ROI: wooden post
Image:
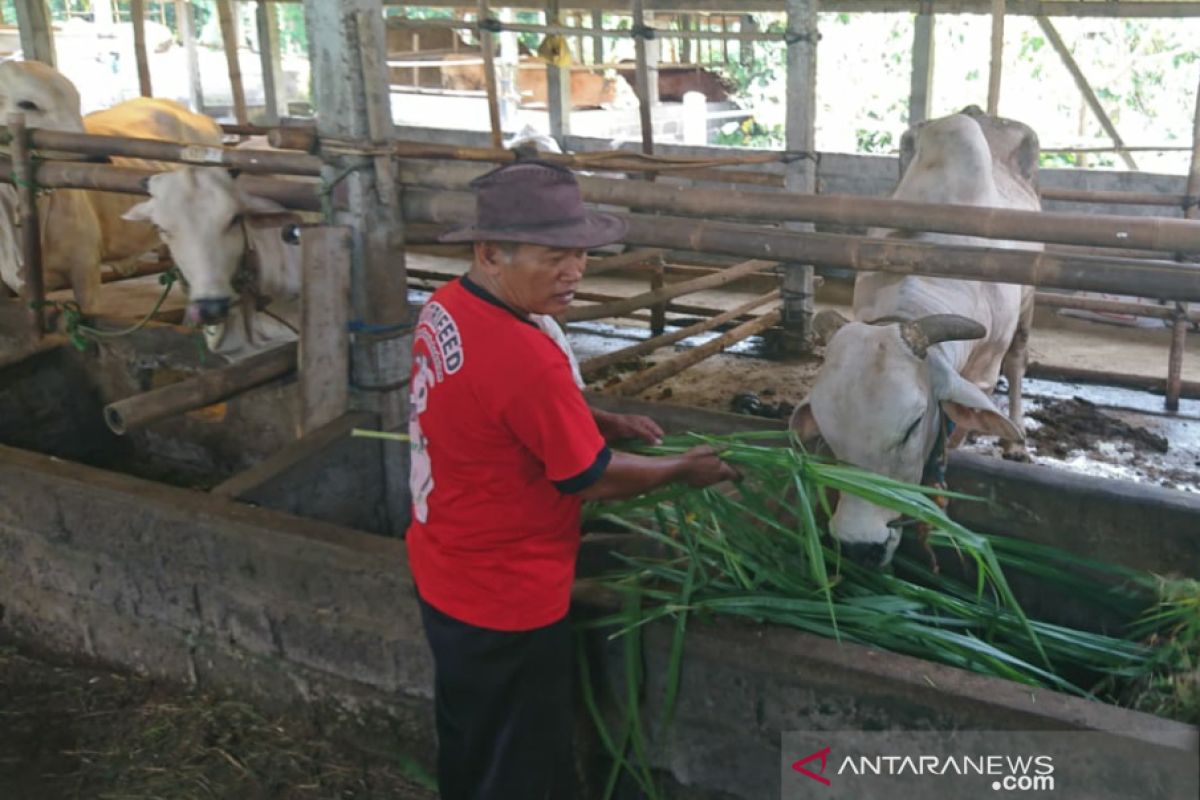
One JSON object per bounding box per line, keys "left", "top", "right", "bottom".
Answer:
{"left": 178, "top": 0, "right": 205, "bottom": 112}
{"left": 910, "top": 3, "right": 935, "bottom": 125}
{"left": 680, "top": 14, "right": 692, "bottom": 63}
{"left": 632, "top": 0, "right": 658, "bottom": 155}
{"left": 547, "top": 0, "right": 571, "bottom": 144}
{"left": 649, "top": 255, "right": 666, "bottom": 336}
{"left": 740, "top": 14, "right": 757, "bottom": 67}
{"left": 987, "top": 0, "right": 1005, "bottom": 115}
{"left": 497, "top": 7, "right": 520, "bottom": 130}
{"left": 8, "top": 113, "right": 44, "bottom": 336}
{"left": 217, "top": 0, "right": 249, "bottom": 126}
{"left": 300, "top": 227, "right": 352, "bottom": 435}
{"left": 591, "top": 9, "right": 604, "bottom": 64}
{"left": 1037, "top": 16, "right": 1138, "bottom": 170}
{"left": 131, "top": 0, "right": 153, "bottom": 97}
{"left": 1167, "top": 67, "right": 1200, "bottom": 411}
{"left": 256, "top": 0, "right": 287, "bottom": 124}
{"left": 13, "top": 0, "right": 55, "bottom": 66}
{"left": 303, "top": 0, "right": 410, "bottom": 534}
{"left": 782, "top": 0, "right": 818, "bottom": 353}
{"left": 478, "top": 0, "right": 503, "bottom": 148}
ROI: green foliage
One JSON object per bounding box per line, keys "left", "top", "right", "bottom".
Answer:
{"left": 713, "top": 116, "right": 784, "bottom": 149}
{"left": 855, "top": 128, "right": 894, "bottom": 154}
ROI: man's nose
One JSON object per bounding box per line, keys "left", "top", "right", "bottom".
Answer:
{"left": 564, "top": 250, "right": 587, "bottom": 279}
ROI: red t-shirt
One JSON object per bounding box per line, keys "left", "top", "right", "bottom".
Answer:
{"left": 405, "top": 277, "right": 610, "bottom": 631}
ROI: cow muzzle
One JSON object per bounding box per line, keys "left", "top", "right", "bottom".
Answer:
{"left": 186, "top": 297, "right": 232, "bottom": 325}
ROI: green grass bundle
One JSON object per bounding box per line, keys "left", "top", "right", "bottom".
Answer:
{"left": 582, "top": 430, "right": 1199, "bottom": 715}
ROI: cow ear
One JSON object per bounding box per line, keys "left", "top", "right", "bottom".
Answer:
{"left": 789, "top": 399, "right": 822, "bottom": 449}
{"left": 122, "top": 199, "right": 155, "bottom": 223}
{"left": 933, "top": 363, "right": 1023, "bottom": 442}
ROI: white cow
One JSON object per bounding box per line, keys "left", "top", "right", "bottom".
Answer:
{"left": 122, "top": 167, "right": 302, "bottom": 359}
{"left": 0, "top": 60, "right": 223, "bottom": 312}
{"left": 790, "top": 106, "right": 1038, "bottom": 567}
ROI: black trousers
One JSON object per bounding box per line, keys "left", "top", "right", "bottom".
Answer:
{"left": 418, "top": 597, "right": 576, "bottom": 800}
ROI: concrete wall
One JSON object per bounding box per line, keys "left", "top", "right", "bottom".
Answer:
{"left": 2, "top": 419, "right": 1196, "bottom": 799}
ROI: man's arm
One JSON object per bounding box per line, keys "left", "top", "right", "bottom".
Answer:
{"left": 591, "top": 407, "right": 664, "bottom": 446}
{"left": 575, "top": 445, "right": 737, "bottom": 502}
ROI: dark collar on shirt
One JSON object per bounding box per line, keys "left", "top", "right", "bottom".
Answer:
{"left": 460, "top": 275, "right": 536, "bottom": 328}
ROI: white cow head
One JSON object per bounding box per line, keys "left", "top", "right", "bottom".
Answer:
{"left": 791, "top": 311, "right": 1022, "bottom": 567}
{"left": 0, "top": 60, "right": 86, "bottom": 136}
{"left": 122, "top": 167, "right": 287, "bottom": 326}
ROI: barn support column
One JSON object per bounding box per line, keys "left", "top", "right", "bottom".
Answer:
{"left": 909, "top": 3, "right": 935, "bottom": 125}
{"left": 1168, "top": 67, "right": 1200, "bottom": 411}
{"left": 547, "top": 0, "right": 572, "bottom": 144}
{"left": 131, "top": 0, "right": 153, "bottom": 97}
{"left": 13, "top": 0, "right": 55, "bottom": 66}
{"left": 218, "top": 0, "right": 250, "bottom": 126}
{"left": 303, "top": 0, "right": 412, "bottom": 535}
{"left": 987, "top": 0, "right": 1005, "bottom": 115}
{"left": 780, "top": 0, "right": 818, "bottom": 353}
{"left": 178, "top": 0, "right": 205, "bottom": 113}
{"left": 632, "top": 0, "right": 660, "bottom": 154}
{"left": 257, "top": 0, "right": 288, "bottom": 124}
{"left": 591, "top": 10, "right": 604, "bottom": 64}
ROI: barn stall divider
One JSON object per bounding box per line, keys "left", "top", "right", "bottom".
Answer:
{"left": 1, "top": 125, "right": 1199, "bottom": 797}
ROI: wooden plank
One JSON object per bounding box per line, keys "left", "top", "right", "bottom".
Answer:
{"left": 212, "top": 410, "right": 374, "bottom": 498}
{"left": 131, "top": 0, "right": 153, "bottom": 97}
{"left": 256, "top": 0, "right": 287, "bottom": 123}
{"left": 178, "top": 0, "right": 205, "bottom": 111}
{"left": 299, "top": 227, "right": 352, "bottom": 436}
{"left": 1037, "top": 16, "right": 1137, "bottom": 170}
{"left": 579, "top": 288, "right": 780, "bottom": 379}
{"left": 13, "top": 0, "right": 55, "bottom": 66}
{"left": 909, "top": 6, "right": 935, "bottom": 125}
{"left": 217, "top": 0, "right": 250, "bottom": 126}
{"left": 564, "top": 258, "right": 776, "bottom": 322}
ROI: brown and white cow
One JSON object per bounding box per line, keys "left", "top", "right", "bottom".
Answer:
{"left": 0, "top": 60, "right": 222, "bottom": 312}
{"left": 790, "top": 106, "right": 1039, "bottom": 567}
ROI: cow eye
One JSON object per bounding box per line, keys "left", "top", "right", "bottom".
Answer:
{"left": 900, "top": 416, "right": 923, "bottom": 445}
{"left": 17, "top": 100, "right": 38, "bottom": 111}
{"left": 227, "top": 214, "right": 243, "bottom": 230}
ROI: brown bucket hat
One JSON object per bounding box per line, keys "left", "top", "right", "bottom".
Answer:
{"left": 438, "top": 160, "right": 628, "bottom": 249}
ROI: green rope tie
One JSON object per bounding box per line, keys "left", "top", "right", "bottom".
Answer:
{"left": 34, "top": 267, "right": 179, "bottom": 351}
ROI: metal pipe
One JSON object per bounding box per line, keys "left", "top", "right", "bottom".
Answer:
{"left": 104, "top": 343, "right": 298, "bottom": 436}
{"left": 1035, "top": 292, "right": 1200, "bottom": 323}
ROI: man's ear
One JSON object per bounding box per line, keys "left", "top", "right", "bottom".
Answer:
{"left": 789, "top": 399, "right": 822, "bottom": 448}
{"left": 122, "top": 199, "right": 155, "bottom": 223}
{"left": 933, "top": 360, "right": 1023, "bottom": 441}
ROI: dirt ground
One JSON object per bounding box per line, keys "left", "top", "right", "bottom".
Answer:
{"left": 0, "top": 642, "right": 437, "bottom": 800}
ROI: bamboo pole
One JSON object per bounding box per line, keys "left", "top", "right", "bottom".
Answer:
{"left": 580, "top": 289, "right": 780, "bottom": 379}
{"left": 611, "top": 308, "right": 782, "bottom": 396}
{"left": 1035, "top": 292, "right": 1200, "bottom": 323}
{"left": 632, "top": 0, "right": 657, "bottom": 156}
{"left": 782, "top": 0, "right": 818, "bottom": 352}
{"left": 131, "top": 0, "right": 153, "bottom": 97}
{"left": 256, "top": 0, "right": 287, "bottom": 124}
{"left": 9, "top": 127, "right": 323, "bottom": 175}
{"left": 1037, "top": 16, "right": 1137, "bottom": 171}
{"left": 217, "top": 0, "right": 250, "bottom": 127}
{"left": 104, "top": 343, "right": 298, "bottom": 436}
{"left": 479, "top": 0, "right": 504, "bottom": 148}
{"left": 1039, "top": 187, "right": 1186, "bottom": 207}
{"left": 987, "top": 0, "right": 1004, "bottom": 115}
{"left": 400, "top": 188, "right": 1200, "bottom": 301}
{"left": 586, "top": 247, "right": 669, "bottom": 275}
{"left": 566, "top": 258, "right": 774, "bottom": 322}
{"left": 13, "top": 0, "right": 55, "bottom": 66}
{"left": 179, "top": 0, "right": 205, "bottom": 112}
{"left": 397, "top": 160, "right": 1200, "bottom": 255}
{"left": 649, "top": 256, "right": 667, "bottom": 335}
{"left": 8, "top": 113, "right": 44, "bottom": 335}
{"left": 0, "top": 159, "right": 321, "bottom": 211}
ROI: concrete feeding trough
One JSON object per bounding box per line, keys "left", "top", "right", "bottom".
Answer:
{"left": 0, "top": 333, "right": 1196, "bottom": 799}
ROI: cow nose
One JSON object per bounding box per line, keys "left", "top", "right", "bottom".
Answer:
{"left": 188, "top": 297, "right": 231, "bottom": 324}
{"left": 840, "top": 541, "right": 890, "bottom": 569}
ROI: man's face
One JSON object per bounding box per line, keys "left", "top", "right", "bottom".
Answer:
{"left": 480, "top": 242, "right": 587, "bottom": 316}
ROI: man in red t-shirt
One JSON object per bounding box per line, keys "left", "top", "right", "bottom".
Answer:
{"left": 408, "top": 160, "right": 737, "bottom": 799}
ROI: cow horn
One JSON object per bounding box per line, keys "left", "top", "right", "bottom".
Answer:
{"left": 812, "top": 310, "right": 851, "bottom": 344}
{"left": 900, "top": 314, "right": 986, "bottom": 358}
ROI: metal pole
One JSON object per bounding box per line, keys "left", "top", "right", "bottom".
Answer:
{"left": 547, "top": 0, "right": 571, "bottom": 144}
{"left": 909, "top": 2, "right": 935, "bottom": 125}
{"left": 987, "top": 0, "right": 1005, "bottom": 115}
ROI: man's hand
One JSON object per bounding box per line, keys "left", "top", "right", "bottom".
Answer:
{"left": 593, "top": 409, "right": 664, "bottom": 446}
{"left": 677, "top": 444, "right": 740, "bottom": 487}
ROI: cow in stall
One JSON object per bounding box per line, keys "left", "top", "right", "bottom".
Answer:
{"left": 0, "top": 60, "right": 223, "bottom": 313}
{"left": 121, "top": 167, "right": 301, "bottom": 360}
{"left": 789, "top": 106, "right": 1038, "bottom": 568}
